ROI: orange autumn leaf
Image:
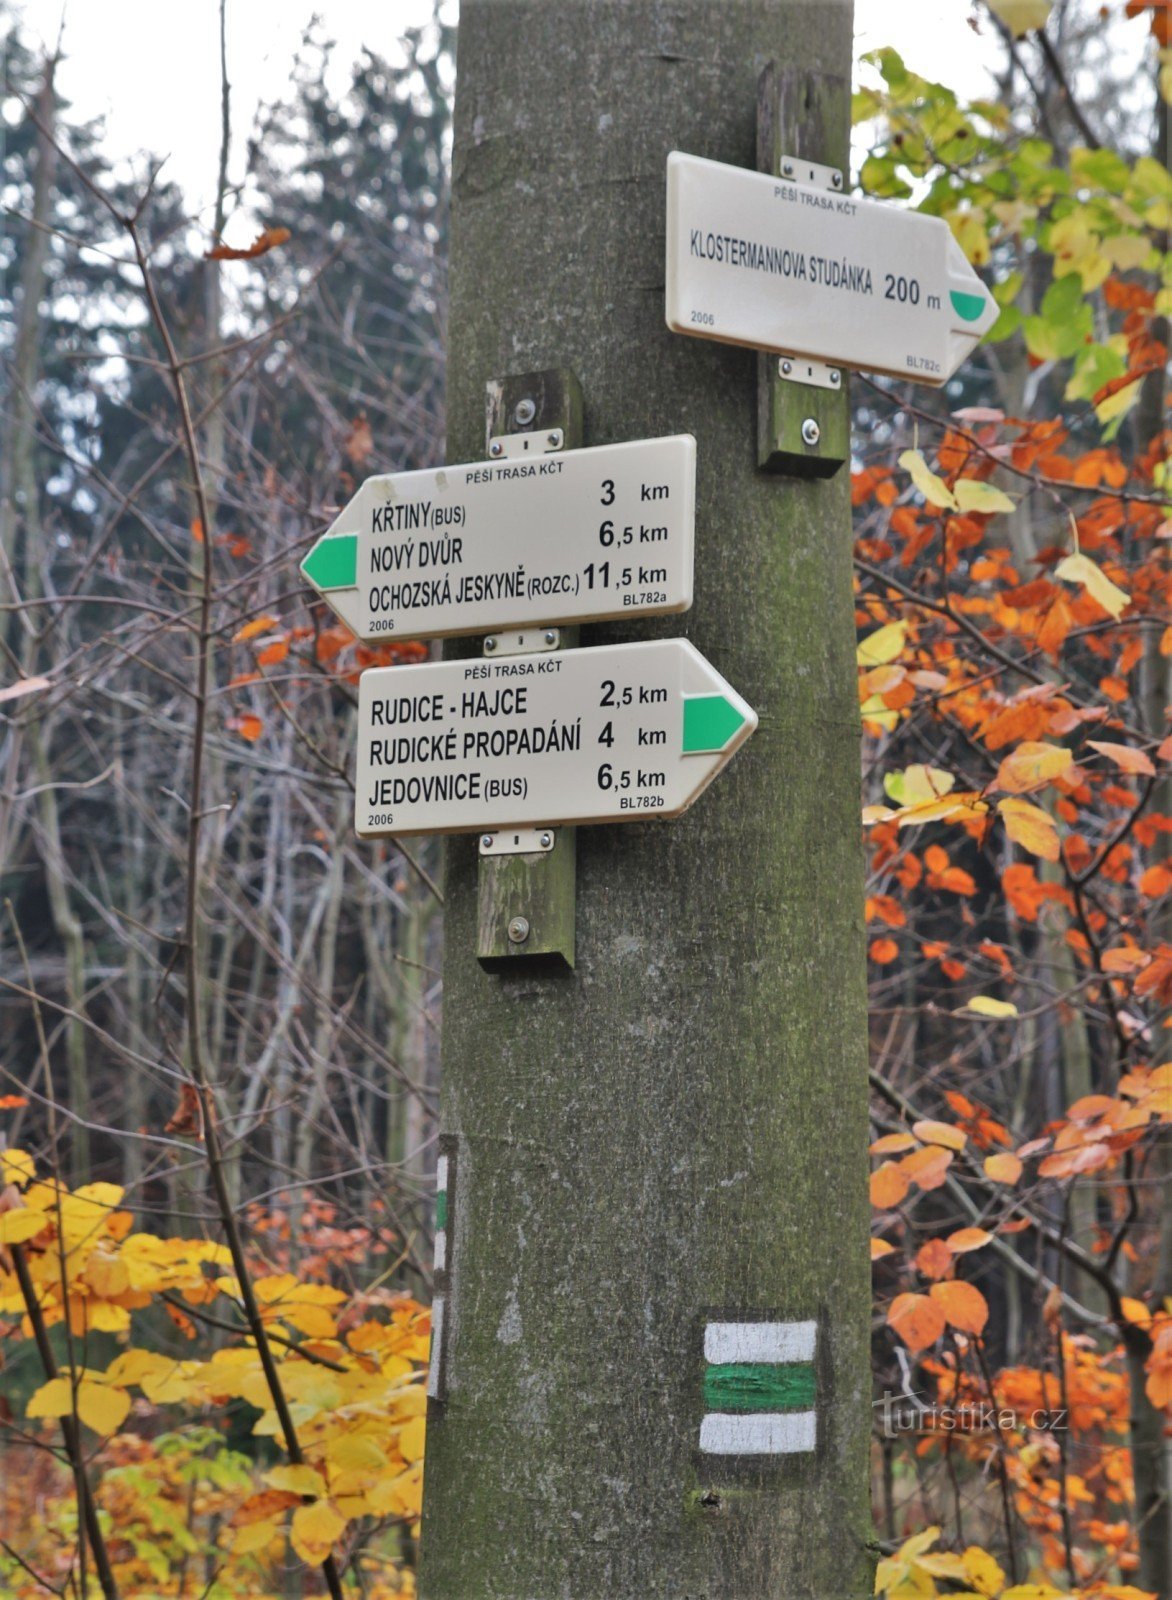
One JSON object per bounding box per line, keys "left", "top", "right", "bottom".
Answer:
{"left": 888, "top": 1291, "right": 947, "bottom": 1353}
{"left": 870, "top": 1133, "right": 918, "bottom": 1155}
{"left": 871, "top": 1238, "right": 897, "bottom": 1260}
{"left": 1145, "top": 1324, "right": 1172, "bottom": 1409}
{"left": 900, "top": 1144, "right": 954, "bottom": 1191}
{"left": 206, "top": 226, "right": 292, "bottom": 261}
{"left": 930, "top": 1279, "right": 988, "bottom": 1335}
{"left": 994, "top": 741, "right": 1073, "bottom": 795}
{"left": 227, "top": 714, "right": 264, "bottom": 743}
{"left": 256, "top": 639, "right": 289, "bottom": 668}
{"left": 233, "top": 615, "right": 279, "bottom": 643}
{"left": 913, "top": 1119, "right": 967, "bottom": 1152}
{"left": 870, "top": 937, "right": 900, "bottom": 964}
{"left": 871, "top": 1161, "right": 911, "bottom": 1209}
{"left": 1086, "top": 740, "right": 1157, "bottom": 777}
{"left": 946, "top": 1227, "right": 992, "bottom": 1253}
{"left": 915, "top": 1238, "right": 954, "bottom": 1280}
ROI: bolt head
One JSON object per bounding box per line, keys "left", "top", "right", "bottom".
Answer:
{"left": 481, "top": 834, "right": 494, "bottom": 849}
{"left": 832, "top": 169, "right": 843, "bottom": 188}
{"left": 484, "top": 636, "right": 497, "bottom": 653}
{"left": 781, "top": 359, "right": 793, "bottom": 376}
{"left": 539, "top": 831, "right": 553, "bottom": 849}
{"left": 507, "top": 915, "right": 530, "bottom": 945}
{"left": 782, "top": 161, "right": 794, "bottom": 177}
{"left": 513, "top": 397, "right": 537, "bottom": 427}
{"left": 547, "top": 431, "right": 561, "bottom": 448}
{"left": 489, "top": 440, "right": 504, "bottom": 457}
{"left": 830, "top": 369, "right": 841, "bottom": 385}
{"left": 543, "top": 629, "right": 557, "bottom": 645}
{"left": 801, "top": 417, "right": 821, "bottom": 447}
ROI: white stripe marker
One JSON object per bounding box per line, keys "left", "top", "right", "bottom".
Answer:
{"left": 699, "top": 1411, "right": 817, "bottom": 1456}
{"left": 704, "top": 1319, "right": 816, "bottom": 1366}
{"left": 426, "top": 1293, "right": 446, "bottom": 1400}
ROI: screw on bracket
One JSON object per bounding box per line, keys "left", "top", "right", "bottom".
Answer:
{"left": 489, "top": 440, "right": 504, "bottom": 458}
{"left": 484, "top": 636, "right": 498, "bottom": 653}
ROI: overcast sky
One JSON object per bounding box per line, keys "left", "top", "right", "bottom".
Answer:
{"left": 7, "top": 0, "right": 1007, "bottom": 236}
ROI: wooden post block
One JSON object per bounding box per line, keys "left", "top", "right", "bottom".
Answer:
{"left": 757, "top": 63, "right": 851, "bottom": 478}
{"left": 475, "top": 368, "right": 582, "bottom": 971}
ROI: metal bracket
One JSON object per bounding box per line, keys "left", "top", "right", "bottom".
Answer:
{"left": 778, "top": 153, "right": 844, "bottom": 192}
{"left": 484, "top": 627, "right": 560, "bottom": 657}
{"left": 476, "top": 369, "right": 582, "bottom": 973}
{"left": 776, "top": 355, "right": 842, "bottom": 393}
{"left": 487, "top": 427, "right": 564, "bottom": 460}
{"left": 757, "top": 67, "right": 851, "bottom": 480}
{"left": 479, "top": 828, "right": 557, "bottom": 858}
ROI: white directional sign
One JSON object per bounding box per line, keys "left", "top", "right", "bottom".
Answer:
{"left": 356, "top": 639, "right": 756, "bottom": 837}
{"left": 665, "top": 151, "right": 999, "bottom": 386}
{"left": 301, "top": 435, "right": 695, "bottom": 642}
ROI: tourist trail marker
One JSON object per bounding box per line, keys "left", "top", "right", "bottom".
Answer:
{"left": 665, "top": 151, "right": 999, "bottom": 386}
{"left": 301, "top": 434, "right": 695, "bottom": 642}
{"left": 355, "top": 638, "right": 756, "bottom": 837}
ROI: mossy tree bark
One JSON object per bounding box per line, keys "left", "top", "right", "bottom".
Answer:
{"left": 420, "top": 3, "right": 871, "bottom": 1596}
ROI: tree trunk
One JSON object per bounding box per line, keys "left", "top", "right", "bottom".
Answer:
{"left": 419, "top": 4, "right": 871, "bottom": 1596}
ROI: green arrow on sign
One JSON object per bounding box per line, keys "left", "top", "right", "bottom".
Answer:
{"left": 949, "top": 289, "right": 989, "bottom": 324}
{"left": 302, "top": 533, "right": 358, "bottom": 591}
{"left": 682, "top": 693, "right": 750, "bottom": 754}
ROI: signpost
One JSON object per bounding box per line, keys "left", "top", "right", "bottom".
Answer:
{"left": 355, "top": 639, "right": 756, "bottom": 837}
{"left": 665, "top": 149, "right": 999, "bottom": 385}
{"left": 301, "top": 435, "right": 695, "bottom": 641}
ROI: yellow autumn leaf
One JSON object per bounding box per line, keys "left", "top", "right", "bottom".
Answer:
{"left": 918, "top": 1552, "right": 971, "bottom": 1580}
{"left": 76, "top": 1382, "right": 130, "bottom": 1436}
{"left": 1095, "top": 379, "right": 1142, "bottom": 427}
{"left": 954, "top": 479, "right": 1015, "bottom": 515}
{"left": 899, "top": 448, "right": 958, "bottom": 511}
{"left": 986, "top": 0, "right": 1051, "bottom": 37}
{"left": 884, "top": 765, "right": 956, "bottom": 806}
{"left": 963, "top": 1546, "right": 1006, "bottom": 1597}
{"left": 325, "top": 1433, "right": 390, "bottom": 1474}
{"left": 253, "top": 1272, "right": 299, "bottom": 1303}
{"left": 27, "top": 1377, "right": 75, "bottom": 1420}
{"left": 998, "top": 797, "right": 1060, "bottom": 861}
{"left": 1000, "top": 1587, "right": 1069, "bottom": 1600}
{"left": 858, "top": 621, "right": 907, "bottom": 668}
{"left": 0, "top": 1209, "right": 49, "bottom": 1245}
{"left": 232, "top": 1518, "right": 283, "bottom": 1556}
{"left": 83, "top": 1249, "right": 130, "bottom": 1298}
{"left": 966, "top": 996, "right": 1019, "bottom": 1019}
{"left": 397, "top": 1414, "right": 427, "bottom": 1463}
{"left": 1054, "top": 552, "right": 1130, "bottom": 619}
{"left": 290, "top": 1499, "right": 347, "bottom": 1566}
{"left": 2, "top": 1149, "right": 35, "bottom": 1187}
{"left": 265, "top": 1462, "right": 327, "bottom": 1498}
{"left": 896, "top": 792, "right": 989, "bottom": 828}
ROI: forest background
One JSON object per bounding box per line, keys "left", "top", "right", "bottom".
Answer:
{"left": 1, "top": 1, "right": 1170, "bottom": 1597}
